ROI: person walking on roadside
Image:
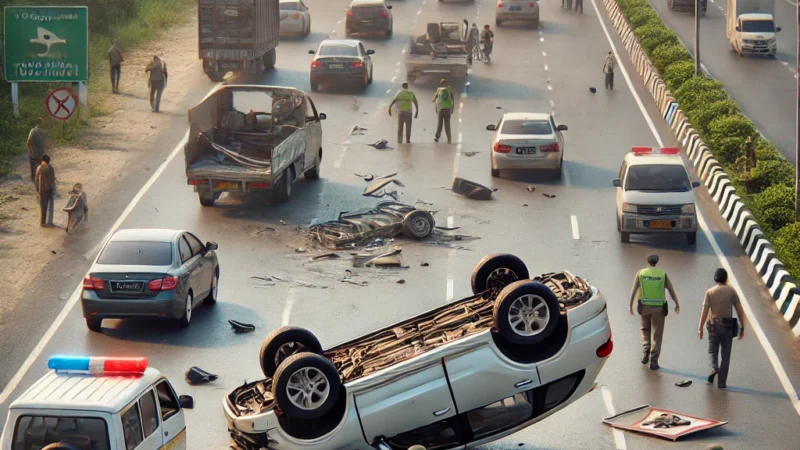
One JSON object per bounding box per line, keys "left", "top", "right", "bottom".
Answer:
{"left": 388, "top": 82, "right": 419, "bottom": 144}
{"left": 26, "top": 118, "right": 50, "bottom": 184}
{"left": 35, "top": 155, "right": 56, "bottom": 227}
{"left": 575, "top": 0, "right": 584, "bottom": 13}
{"left": 698, "top": 268, "right": 748, "bottom": 389}
{"left": 433, "top": 78, "right": 454, "bottom": 144}
{"left": 108, "top": 39, "right": 124, "bottom": 93}
{"left": 480, "top": 25, "right": 494, "bottom": 63}
{"left": 145, "top": 55, "right": 168, "bottom": 112}
{"left": 603, "top": 51, "right": 615, "bottom": 90}
{"left": 629, "top": 254, "right": 681, "bottom": 370}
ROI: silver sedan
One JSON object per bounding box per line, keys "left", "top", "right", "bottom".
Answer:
{"left": 81, "top": 228, "right": 220, "bottom": 331}
{"left": 486, "top": 112, "right": 567, "bottom": 179}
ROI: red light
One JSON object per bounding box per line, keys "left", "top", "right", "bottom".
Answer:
{"left": 498, "top": 2, "right": 504, "bottom": 7}
{"left": 493, "top": 143, "right": 511, "bottom": 153}
{"left": 352, "top": 61, "right": 364, "bottom": 68}
{"left": 529, "top": 2, "right": 536, "bottom": 6}
{"left": 346, "top": 10, "right": 353, "bottom": 16}
{"left": 380, "top": 10, "right": 388, "bottom": 17}
{"left": 311, "top": 61, "right": 325, "bottom": 69}
{"left": 161, "top": 276, "right": 178, "bottom": 290}
{"left": 84, "top": 276, "right": 104, "bottom": 290}
{"left": 103, "top": 357, "right": 149, "bottom": 374}
{"left": 659, "top": 147, "right": 680, "bottom": 154}
{"left": 188, "top": 179, "right": 208, "bottom": 186}
{"left": 541, "top": 142, "right": 559, "bottom": 153}
{"left": 632, "top": 146, "right": 653, "bottom": 155}
{"left": 148, "top": 279, "right": 162, "bottom": 291}
{"left": 249, "top": 182, "right": 270, "bottom": 189}
{"left": 293, "top": 13, "right": 301, "bottom": 20}
{"left": 596, "top": 335, "right": 613, "bottom": 358}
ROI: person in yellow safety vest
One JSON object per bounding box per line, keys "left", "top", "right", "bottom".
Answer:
{"left": 628, "top": 254, "right": 681, "bottom": 370}
{"left": 388, "top": 82, "right": 419, "bottom": 144}
{"left": 432, "top": 78, "right": 454, "bottom": 144}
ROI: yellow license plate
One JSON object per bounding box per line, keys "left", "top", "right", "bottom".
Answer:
{"left": 215, "top": 181, "right": 240, "bottom": 190}
{"left": 649, "top": 220, "right": 672, "bottom": 229}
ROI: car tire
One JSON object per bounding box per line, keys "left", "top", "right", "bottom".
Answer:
{"left": 304, "top": 150, "right": 321, "bottom": 180}
{"left": 204, "top": 268, "right": 219, "bottom": 305}
{"left": 491, "top": 168, "right": 500, "bottom": 178}
{"left": 686, "top": 232, "right": 697, "bottom": 245}
{"left": 310, "top": 82, "right": 319, "bottom": 92}
{"left": 402, "top": 210, "right": 435, "bottom": 240}
{"left": 496, "top": 19, "right": 502, "bottom": 26}
{"left": 368, "top": 67, "right": 374, "bottom": 84}
{"left": 273, "top": 352, "right": 341, "bottom": 420}
{"left": 260, "top": 326, "right": 324, "bottom": 378}
{"left": 263, "top": 49, "right": 277, "bottom": 70}
{"left": 553, "top": 168, "right": 562, "bottom": 180}
{"left": 86, "top": 317, "right": 102, "bottom": 333}
{"left": 304, "top": 18, "right": 311, "bottom": 36}
{"left": 206, "top": 72, "right": 226, "bottom": 83}
{"left": 43, "top": 443, "right": 84, "bottom": 450}
{"left": 532, "top": 19, "right": 539, "bottom": 29}
{"left": 386, "top": 24, "right": 393, "bottom": 38}
{"left": 198, "top": 190, "right": 216, "bottom": 207}
{"left": 361, "top": 71, "right": 369, "bottom": 91}
{"left": 493, "top": 280, "right": 561, "bottom": 346}
{"left": 274, "top": 169, "right": 293, "bottom": 203}
{"left": 620, "top": 231, "right": 630, "bottom": 243}
{"left": 471, "top": 253, "right": 529, "bottom": 295}
{"left": 178, "top": 292, "right": 193, "bottom": 328}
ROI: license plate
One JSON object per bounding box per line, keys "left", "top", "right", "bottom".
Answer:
{"left": 648, "top": 220, "right": 672, "bottom": 229}
{"left": 510, "top": 5, "right": 522, "bottom": 10}
{"left": 112, "top": 281, "right": 144, "bottom": 293}
{"left": 328, "top": 63, "right": 344, "bottom": 69}
{"left": 215, "top": 181, "right": 240, "bottom": 190}
{"left": 361, "top": 19, "right": 373, "bottom": 23}
{"left": 516, "top": 147, "right": 536, "bottom": 155}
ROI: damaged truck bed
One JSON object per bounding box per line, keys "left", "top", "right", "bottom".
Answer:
{"left": 405, "top": 21, "right": 470, "bottom": 82}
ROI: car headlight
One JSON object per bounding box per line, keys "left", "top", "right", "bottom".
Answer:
{"left": 768, "top": 37, "right": 777, "bottom": 43}
{"left": 622, "top": 203, "right": 637, "bottom": 213}
{"left": 682, "top": 204, "right": 695, "bottom": 214}
{"left": 743, "top": 39, "right": 754, "bottom": 44}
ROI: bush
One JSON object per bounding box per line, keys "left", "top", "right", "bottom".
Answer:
{"left": 747, "top": 160, "right": 795, "bottom": 192}
{"left": 628, "top": 6, "right": 660, "bottom": 29}
{"left": 774, "top": 222, "right": 800, "bottom": 276}
{"left": 712, "top": 137, "right": 746, "bottom": 165}
{"left": 752, "top": 185, "right": 795, "bottom": 211}
{"left": 758, "top": 208, "right": 797, "bottom": 234}
{"left": 708, "top": 115, "right": 757, "bottom": 142}
{"left": 663, "top": 60, "right": 695, "bottom": 91}
{"left": 675, "top": 77, "right": 727, "bottom": 113}
{"left": 755, "top": 139, "right": 784, "bottom": 161}
{"left": 688, "top": 100, "right": 741, "bottom": 136}
{"left": 636, "top": 24, "right": 679, "bottom": 54}
{"left": 651, "top": 44, "right": 692, "bottom": 74}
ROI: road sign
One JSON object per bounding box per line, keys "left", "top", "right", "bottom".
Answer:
{"left": 46, "top": 88, "right": 78, "bottom": 121}
{"left": 3, "top": 6, "right": 88, "bottom": 82}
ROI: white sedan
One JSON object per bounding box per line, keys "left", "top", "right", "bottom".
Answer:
{"left": 280, "top": 0, "right": 311, "bottom": 36}
{"left": 486, "top": 112, "right": 568, "bottom": 179}
{"left": 224, "top": 253, "right": 612, "bottom": 450}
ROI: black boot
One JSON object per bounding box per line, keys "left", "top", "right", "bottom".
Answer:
{"left": 641, "top": 353, "right": 649, "bottom": 364}
{"left": 708, "top": 370, "right": 718, "bottom": 384}
{"left": 649, "top": 357, "right": 660, "bottom": 371}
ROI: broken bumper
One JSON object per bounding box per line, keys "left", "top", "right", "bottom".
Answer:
{"left": 620, "top": 213, "right": 697, "bottom": 233}
{"left": 81, "top": 289, "right": 184, "bottom": 319}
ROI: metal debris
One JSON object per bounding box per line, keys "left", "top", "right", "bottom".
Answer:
{"left": 675, "top": 380, "right": 692, "bottom": 388}
{"left": 350, "top": 125, "right": 368, "bottom": 135}
{"left": 463, "top": 151, "right": 479, "bottom": 157}
{"left": 369, "top": 139, "right": 390, "bottom": 150}
{"left": 279, "top": 220, "right": 287, "bottom": 225}
{"left": 435, "top": 226, "right": 460, "bottom": 231}
{"left": 415, "top": 199, "right": 434, "bottom": 206}
{"left": 421, "top": 262, "right": 430, "bottom": 267}
{"left": 229, "top": 320, "right": 256, "bottom": 333}
{"left": 310, "top": 253, "right": 341, "bottom": 262}
{"left": 542, "top": 193, "right": 556, "bottom": 198}
{"left": 527, "top": 186, "right": 536, "bottom": 193}
{"left": 523, "top": 204, "right": 529, "bottom": 207}
{"left": 397, "top": 279, "right": 406, "bottom": 284}
{"left": 354, "top": 247, "right": 403, "bottom": 268}
{"left": 363, "top": 178, "right": 405, "bottom": 197}
{"left": 185, "top": 366, "right": 218, "bottom": 385}
{"left": 341, "top": 279, "right": 369, "bottom": 287}
{"left": 293, "top": 280, "right": 328, "bottom": 289}
{"left": 354, "top": 173, "right": 375, "bottom": 181}
{"left": 295, "top": 247, "right": 307, "bottom": 253}
{"left": 534, "top": 272, "right": 593, "bottom": 307}
{"left": 252, "top": 226, "right": 276, "bottom": 235}
{"left": 451, "top": 177, "right": 493, "bottom": 200}
{"left": 376, "top": 172, "right": 398, "bottom": 180}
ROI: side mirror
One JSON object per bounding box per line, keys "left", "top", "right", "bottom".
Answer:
{"left": 692, "top": 181, "right": 701, "bottom": 188}
{"left": 319, "top": 113, "right": 327, "bottom": 120}
{"left": 179, "top": 395, "right": 194, "bottom": 409}
{"left": 735, "top": 26, "right": 740, "bottom": 32}
{"left": 612, "top": 179, "right": 621, "bottom": 188}
{"left": 557, "top": 124, "right": 568, "bottom": 131}
{"left": 206, "top": 241, "right": 219, "bottom": 251}
{"left": 308, "top": 50, "right": 315, "bottom": 55}
{"left": 486, "top": 124, "right": 496, "bottom": 131}
{"left": 366, "top": 49, "right": 375, "bottom": 55}
{"left": 776, "top": 27, "right": 782, "bottom": 32}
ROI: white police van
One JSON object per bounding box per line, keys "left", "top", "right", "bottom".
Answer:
{"left": 0, "top": 357, "right": 193, "bottom": 450}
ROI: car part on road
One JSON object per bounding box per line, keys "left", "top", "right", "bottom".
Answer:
{"left": 602, "top": 405, "right": 728, "bottom": 441}
{"left": 368, "top": 139, "right": 390, "bottom": 150}
{"left": 675, "top": 380, "right": 692, "bottom": 387}
{"left": 589, "top": 87, "right": 597, "bottom": 93}
{"left": 229, "top": 319, "right": 256, "bottom": 333}
{"left": 493, "top": 281, "right": 561, "bottom": 345}
{"left": 351, "top": 125, "right": 368, "bottom": 135}
{"left": 471, "top": 253, "right": 530, "bottom": 295}
{"left": 435, "top": 225, "right": 460, "bottom": 231}
{"left": 401, "top": 210, "right": 435, "bottom": 240}
{"left": 309, "top": 253, "right": 341, "bottom": 262}
{"left": 452, "top": 177, "right": 493, "bottom": 200}
{"left": 527, "top": 186, "right": 536, "bottom": 193}
{"left": 261, "top": 326, "right": 324, "bottom": 377}
{"left": 186, "top": 366, "right": 218, "bottom": 385}
{"left": 363, "top": 178, "right": 405, "bottom": 197}
{"left": 353, "top": 247, "right": 402, "bottom": 268}
{"left": 542, "top": 193, "right": 556, "bottom": 198}
{"left": 396, "top": 279, "right": 406, "bottom": 284}
{"left": 272, "top": 352, "right": 342, "bottom": 420}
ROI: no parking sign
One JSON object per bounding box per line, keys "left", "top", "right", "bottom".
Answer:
{"left": 45, "top": 87, "right": 78, "bottom": 121}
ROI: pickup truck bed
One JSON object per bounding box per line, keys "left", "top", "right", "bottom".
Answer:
{"left": 405, "top": 53, "right": 468, "bottom": 81}
{"left": 186, "top": 158, "right": 272, "bottom": 181}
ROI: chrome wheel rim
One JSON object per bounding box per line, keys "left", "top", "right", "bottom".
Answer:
{"left": 286, "top": 367, "right": 330, "bottom": 410}
{"left": 508, "top": 294, "right": 549, "bottom": 336}
{"left": 212, "top": 275, "right": 218, "bottom": 299}
{"left": 185, "top": 294, "right": 193, "bottom": 323}
{"left": 487, "top": 267, "right": 520, "bottom": 291}
{"left": 274, "top": 342, "right": 305, "bottom": 367}
{"left": 410, "top": 215, "right": 432, "bottom": 236}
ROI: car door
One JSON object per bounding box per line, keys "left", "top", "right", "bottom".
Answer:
{"left": 300, "top": 1, "right": 310, "bottom": 26}
{"left": 303, "top": 96, "right": 323, "bottom": 170}
{"left": 177, "top": 235, "right": 202, "bottom": 302}
{"left": 120, "top": 393, "right": 161, "bottom": 450}
{"left": 616, "top": 161, "right": 628, "bottom": 220}
{"left": 185, "top": 232, "right": 212, "bottom": 296}
{"left": 550, "top": 115, "right": 564, "bottom": 150}
{"left": 155, "top": 379, "right": 187, "bottom": 449}
{"left": 359, "top": 42, "right": 372, "bottom": 74}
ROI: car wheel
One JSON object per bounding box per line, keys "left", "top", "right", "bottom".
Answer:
{"left": 198, "top": 190, "right": 216, "bottom": 207}
{"left": 204, "top": 268, "right": 219, "bottom": 305}
{"left": 686, "top": 232, "right": 697, "bottom": 245}
{"left": 532, "top": 19, "right": 539, "bottom": 29}
{"left": 304, "top": 150, "right": 321, "bottom": 180}
{"left": 263, "top": 49, "right": 277, "bottom": 70}
{"left": 496, "top": 19, "right": 502, "bottom": 26}
{"left": 368, "top": 67, "right": 373, "bottom": 84}
{"left": 491, "top": 168, "right": 500, "bottom": 178}
{"left": 386, "top": 24, "right": 393, "bottom": 38}
{"left": 553, "top": 168, "right": 562, "bottom": 180}
{"left": 310, "top": 82, "right": 319, "bottom": 92}
{"left": 43, "top": 443, "right": 84, "bottom": 450}
{"left": 260, "top": 327, "right": 324, "bottom": 377}
{"left": 620, "top": 231, "right": 630, "bottom": 243}
{"left": 86, "top": 317, "right": 102, "bottom": 332}
{"left": 273, "top": 353, "right": 341, "bottom": 420}
{"left": 493, "top": 280, "right": 561, "bottom": 345}
{"left": 402, "top": 210, "right": 435, "bottom": 239}
{"left": 471, "top": 253, "right": 529, "bottom": 295}
{"left": 305, "top": 17, "right": 311, "bottom": 36}
{"left": 274, "top": 169, "right": 293, "bottom": 203}
{"left": 361, "top": 71, "right": 369, "bottom": 91}
{"left": 179, "top": 292, "right": 193, "bottom": 328}
{"left": 206, "top": 72, "right": 226, "bottom": 83}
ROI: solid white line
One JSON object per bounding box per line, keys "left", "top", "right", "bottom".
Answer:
{"left": 447, "top": 215, "right": 455, "bottom": 229}
{"left": 590, "top": 0, "right": 800, "bottom": 417}
{"left": 544, "top": 64, "right": 549, "bottom": 71}
{"left": 542, "top": 51, "right": 547, "bottom": 57}
{"left": 281, "top": 289, "right": 296, "bottom": 326}
{"left": 563, "top": 163, "right": 571, "bottom": 187}
{"left": 601, "top": 386, "right": 628, "bottom": 450}
{"left": 784, "top": 0, "right": 797, "bottom": 6}
{"left": 570, "top": 215, "right": 580, "bottom": 240}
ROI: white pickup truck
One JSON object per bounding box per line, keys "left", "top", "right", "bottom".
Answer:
{"left": 726, "top": 0, "right": 781, "bottom": 57}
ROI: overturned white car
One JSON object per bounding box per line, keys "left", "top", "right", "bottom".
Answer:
{"left": 224, "top": 254, "right": 612, "bottom": 449}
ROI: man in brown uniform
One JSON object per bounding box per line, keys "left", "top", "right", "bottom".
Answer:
{"left": 145, "top": 55, "right": 168, "bottom": 112}
{"left": 698, "top": 268, "right": 748, "bottom": 389}
{"left": 35, "top": 155, "right": 56, "bottom": 227}
{"left": 108, "top": 39, "right": 124, "bottom": 93}
{"left": 25, "top": 118, "right": 49, "bottom": 183}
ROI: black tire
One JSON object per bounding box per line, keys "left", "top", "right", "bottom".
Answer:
{"left": 310, "top": 82, "right": 319, "bottom": 92}
{"left": 86, "top": 317, "right": 102, "bottom": 332}
{"left": 491, "top": 168, "right": 500, "bottom": 178}
{"left": 496, "top": 19, "right": 502, "bottom": 26}
{"left": 274, "top": 169, "right": 293, "bottom": 203}
{"left": 368, "top": 67, "right": 374, "bottom": 84}
{"left": 43, "top": 444, "right": 83, "bottom": 450}
{"left": 620, "top": 232, "right": 630, "bottom": 243}
{"left": 361, "top": 71, "right": 369, "bottom": 91}
{"left": 263, "top": 49, "right": 277, "bottom": 70}
{"left": 206, "top": 72, "right": 225, "bottom": 82}
{"left": 686, "top": 232, "right": 697, "bottom": 245}
{"left": 304, "top": 17, "right": 311, "bottom": 36}
{"left": 178, "top": 292, "right": 193, "bottom": 328}
{"left": 532, "top": 19, "right": 539, "bottom": 29}
{"left": 273, "top": 353, "right": 341, "bottom": 420}
{"left": 260, "top": 326, "right": 323, "bottom": 378}
{"left": 493, "top": 280, "right": 561, "bottom": 345}
{"left": 471, "top": 253, "right": 529, "bottom": 295}
{"left": 402, "top": 210, "right": 435, "bottom": 239}
{"left": 553, "top": 168, "right": 562, "bottom": 180}
{"left": 198, "top": 190, "right": 216, "bottom": 207}
{"left": 204, "top": 267, "right": 219, "bottom": 305}
{"left": 304, "top": 150, "right": 321, "bottom": 180}
{"left": 386, "top": 24, "right": 393, "bottom": 38}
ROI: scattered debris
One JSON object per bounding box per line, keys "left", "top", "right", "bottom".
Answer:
{"left": 496, "top": 106, "right": 502, "bottom": 109}
{"left": 523, "top": 204, "right": 529, "bottom": 207}
{"left": 421, "top": 262, "right": 430, "bottom": 267}
{"left": 426, "top": 232, "right": 481, "bottom": 249}
{"left": 415, "top": 199, "right": 434, "bottom": 206}
{"left": 542, "top": 193, "right": 556, "bottom": 198}
{"left": 354, "top": 247, "right": 403, "bottom": 268}
{"left": 589, "top": 87, "right": 597, "bottom": 94}
{"left": 368, "top": 254, "right": 404, "bottom": 267}
{"left": 344, "top": 269, "right": 355, "bottom": 278}
{"left": 463, "top": 151, "right": 479, "bottom": 157}
{"left": 279, "top": 220, "right": 287, "bottom": 225}
{"left": 51, "top": 250, "right": 57, "bottom": 255}
{"left": 295, "top": 247, "right": 307, "bottom": 253}
{"left": 293, "top": 280, "right": 328, "bottom": 289}
{"left": 368, "top": 139, "right": 390, "bottom": 150}
{"left": 310, "top": 253, "right": 341, "bottom": 262}
{"left": 350, "top": 125, "right": 368, "bottom": 135}
{"left": 602, "top": 405, "right": 727, "bottom": 441}
{"left": 435, "top": 225, "right": 460, "bottom": 231}
{"left": 350, "top": 97, "right": 360, "bottom": 111}
{"left": 229, "top": 320, "right": 256, "bottom": 333}
{"left": 454, "top": 235, "right": 463, "bottom": 241}
{"left": 355, "top": 173, "right": 375, "bottom": 181}
{"left": 451, "top": 177, "right": 493, "bottom": 200}
{"left": 341, "top": 279, "right": 368, "bottom": 287}
{"left": 252, "top": 226, "right": 276, "bottom": 235}
{"left": 675, "top": 380, "right": 692, "bottom": 388}
{"left": 363, "top": 178, "right": 405, "bottom": 197}
{"left": 397, "top": 279, "right": 406, "bottom": 284}
{"left": 527, "top": 186, "right": 536, "bottom": 193}
{"left": 376, "top": 172, "right": 398, "bottom": 180}
{"left": 185, "top": 366, "right": 218, "bottom": 385}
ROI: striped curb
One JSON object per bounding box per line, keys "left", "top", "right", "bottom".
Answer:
{"left": 602, "top": 0, "right": 800, "bottom": 336}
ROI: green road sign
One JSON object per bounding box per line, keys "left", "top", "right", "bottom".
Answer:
{"left": 3, "top": 6, "right": 88, "bottom": 82}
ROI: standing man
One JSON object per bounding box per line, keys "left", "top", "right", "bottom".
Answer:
{"left": 35, "top": 155, "right": 56, "bottom": 227}
{"left": 26, "top": 118, "right": 49, "bottom": 183}
{"left": 698, "top": 268, "right": 748, "bottom": 389}
{"left": 480, "top": 25, "right": 494, "bottom": 63}
{"left": 574, "top": 0, "right": 584, "bottom": 13}
{"left": 467, "top": 23, "right": 480, "bottom": 65}
{"left": 388, "top": 82, "right": 419, "bottom": 144}
{"left": 108, "top": 39, "right": 124, "bottom": 93}
{"left": 432, "top": 78, "right": 454, "bottom": 144}
{"left": 628, "top": 255, "right": 681, "bottom": 370}
{"left": 145, "top": 55, "right": 168, "bottom": 112}
{"left": 602, "top": 51, "right": 615, "bottom": 90}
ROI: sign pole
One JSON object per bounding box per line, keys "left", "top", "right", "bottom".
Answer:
{"left": 796, "top": 0, "right": 800, "bottom": 220}
{"left": 11, "top": 83, "right": 19, "bottom": 116}
{"left": 694, "top": 0, "right": 701, "bottom": 76}
{"left": 79, "top": 82, "right": 88, "bottom": 121}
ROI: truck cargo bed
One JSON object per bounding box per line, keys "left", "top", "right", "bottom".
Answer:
{"left": 187, "top": 158, "right": 272, "bottom": 181}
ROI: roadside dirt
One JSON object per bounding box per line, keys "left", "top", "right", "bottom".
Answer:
{"left": 0, "top": 16, "right": 199, "bottom": 321}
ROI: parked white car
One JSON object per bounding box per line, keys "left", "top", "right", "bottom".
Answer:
{"left": 224, "top": 254, "right": 612, "bottom": 450}
{"left": 496, "top": 0, "right": 540, "bottom": 28}
{"left": 486, "top": 112, "right": 567, "bottom": 179}
{"left": 280, "top": 0, "right": 311, "bottom": 36}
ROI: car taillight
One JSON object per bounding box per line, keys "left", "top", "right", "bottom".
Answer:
{"left": 529, "top": 2, "right": 536, "bottom": 7}
{"left": 596, "top": 334, "right": 613, "bottom": 358}
{"left": 498, "top": 2, "right": 504, "bottom": 7}
{"left": 346, "top": 10, "right": 353, "bottom": 16}
{"left": 83, "top": 276, "right": 105, "bottom": 290}
{"left": 148, "top": 278, "right": 162, "bottom": 291}
{"left": 311, "top": 61, "right": 325, "bottom": 69}
{"left": 149, "top": 276, "right": 178, "bottom": 291}
{"left": 352, "top": 61, "right": 364, "bottom": 68}
{"left": 541, "top": 142, "right": 560, "bottom": 152}
{"left": 293, "top": 13, "right": 301, "bottom": 20}
{"left": 249, "top": 182, "right": 270, "bottom": 189}
{"left": 380, "top": 10, "right": 388, "bottom": 17}
{"left": 188, "top": 179, "right": 209, "bottom": 186}
{"left": 493, "top": 143, "right": 511, "bottom": 153}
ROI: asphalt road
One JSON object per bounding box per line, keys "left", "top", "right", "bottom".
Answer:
{"left": 647, "top": 0, "right": 799, "bottom": 164}
{"left": 2, "top": 0, "right": 800, "bottom": 449}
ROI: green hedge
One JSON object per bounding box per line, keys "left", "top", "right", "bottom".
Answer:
{"left": 615, "top": 0, "right": 800, "bottom": 280}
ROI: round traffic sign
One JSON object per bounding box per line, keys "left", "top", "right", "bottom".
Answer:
{"left": 45, "top": 88, "right": 78, "bottom": 121}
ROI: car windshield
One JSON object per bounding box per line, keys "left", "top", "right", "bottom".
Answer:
{"left": 280, "top": 2, "right": 298, "bottom": 10}
{"left": 98, "top": 241, "right": 173, "bottom": 266}
{"left": 12, "top": 416, "right": 111, "bottom": 450}
{"left": 318, "top": 44, "right": 358, "bottom": 57}
{"left": 501, "top": 120, "right": 552, "bottom": 135}
{"left": 741, "top": 20, "right": 775, "bottom": 33}
{"left": 352, "top": 6, "right": 384, "bottom": 17}
{"left": 626, "top": 164, "right": 692, "bottom": 192}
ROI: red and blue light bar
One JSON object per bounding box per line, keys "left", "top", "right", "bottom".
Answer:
{"left": 48, "top": 356, "right": 148, "bottom": 375}
{"left": 632, "top": 146, "right": 680, "bottom": 155}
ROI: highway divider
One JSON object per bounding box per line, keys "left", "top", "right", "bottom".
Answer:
{"left": 601, "top": 0, "right": 800, "bottom": 336}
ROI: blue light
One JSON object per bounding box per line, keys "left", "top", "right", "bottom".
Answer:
{"left": 48, "top": 356, "right": 91, "bottom": 372}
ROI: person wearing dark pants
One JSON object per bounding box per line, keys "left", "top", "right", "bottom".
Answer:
{"left": 433, "top": 78, "right": 454, "bottom": 144}
{"left": 603, "top": 51, "right": 615, "bottom": 90}
{"left": 574, "top": 0, "right": 584, "bottom": 13}
{"left": 35, "top": 155, "right": 56, "bottom": 227}
{"left": 26, "top": 118, "right": 49, "bottom": 183}
{"left": 388, "top": 83, "right": 419, "bottom": 144}
{"left": 698, "top": 268, "right": 748, "bottom": 389}
{"left": 108, "top": 39, "right": 124, "bottom": 93}
{"left": 145, "top": 55, "right": 168, "bottom": 112}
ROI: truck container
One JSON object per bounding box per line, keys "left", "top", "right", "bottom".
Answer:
{"left": 667, "top": 0, "right": 706, "bottom": 15}
{"left": 726, "top": 0, "right": 780, "bottom": 56}
{"left": 198, "top": 0, "right": 280, "bottom": 81}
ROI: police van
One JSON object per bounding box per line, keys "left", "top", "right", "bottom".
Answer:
{"left": 0, "top": 357, "right": 193, "bottom": 450}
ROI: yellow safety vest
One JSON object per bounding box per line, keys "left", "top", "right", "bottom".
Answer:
{"left": 638, "top": 267, "right": 666, "bottom": 306}
{"left": 394, "top": 90, "right": 416, "bottom": 113}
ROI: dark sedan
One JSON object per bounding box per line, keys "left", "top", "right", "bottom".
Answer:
{"left": 345, "top": 0, "right": 393, "bottom": 37}
{"left": 309, "top": 39, "right": 374, "bottom": 91}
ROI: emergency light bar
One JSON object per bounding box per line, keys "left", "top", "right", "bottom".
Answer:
{"left": 48, "top": 356, "right": 148, "bottom": 375}
{"left": 632, "top": 146, "right": 680, "bottom": 155}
